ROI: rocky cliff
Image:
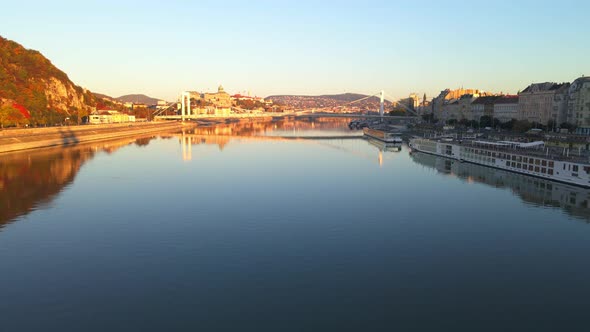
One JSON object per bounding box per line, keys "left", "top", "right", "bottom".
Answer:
{"left": 0, "top": 36, "right": 97, "bottom": 126}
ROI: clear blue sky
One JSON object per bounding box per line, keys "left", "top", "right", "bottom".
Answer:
{"left": 1, "top": 0, "right": 589, "bottom": 101}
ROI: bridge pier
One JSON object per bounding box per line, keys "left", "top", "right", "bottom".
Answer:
{"left": 180, "top": 92, "right": 191, "bottom": 122}
{"left": 379, "top": 90, "right": 384, "bottom": 118}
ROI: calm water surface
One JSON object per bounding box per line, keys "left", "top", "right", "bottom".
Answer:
{"left": 2, "top": 118, "right": 590, "bottom": 331}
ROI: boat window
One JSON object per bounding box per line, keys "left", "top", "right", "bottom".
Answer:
{"left": 549, "top": 161, "right": 554, "bottom": 168}
{"left": 535, "top": 166, "right": 540, "bottom": 172}
{"left": 522, "top": 164, "right": 527, "bottom": 170}
{"left": 523, "top": 157, "right": 528, "bottom": 163}
{"left": 548, "top": 169, "right": 554, "bottom": 175}
{"left": 529, "top": 165, "right": 534, "bottom": 171}
{"left": 517, "top": 163, "right": 522, "bottom": 168}
{"left": 573, "top": 165, "right": 579, "bottom": 172}
{"left": 541, "top": 168, "right": 547, "bottom": 174}
{"left": 512, "top": 162, "right": 516, "bottom": 167}
{"left": 584, "top": 166, "right": 590, "bottom": 173}
{"left": 542, "top": 160, "right": 547, "bottom": 166}
{"left": 517, "top": 156, "right": 522, "bottom": 162}
{"left": 564, "top": 164, "right": 566, "bottom": 170}
{"left": 506, "top": 161, "right": 511, "bottom": 167}
{"left": 535, "top": 159, "right": 540, "bottom": 165}
{"left": 512, "top": 155, "right": 517, "bottom": 161}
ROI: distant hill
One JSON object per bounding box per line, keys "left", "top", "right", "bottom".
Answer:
{"left": 92, "top": 92, "right": 112, "bottom": 100}
{"left": 0, "top": 35, "right": 97, "bottom": 126}
{"left": 267, "top": 93, "right": 391, "bottom": 109}
{"left": 117, "top": 94, "right": 162, "bottom": 105}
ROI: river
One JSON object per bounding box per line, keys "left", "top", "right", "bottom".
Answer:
{"left": 1, "top": 117, "right": 590, "bottom": 331}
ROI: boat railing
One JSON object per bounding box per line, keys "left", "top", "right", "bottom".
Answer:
{"left": 460, "top": 141, "right": 590, "bottom": 164}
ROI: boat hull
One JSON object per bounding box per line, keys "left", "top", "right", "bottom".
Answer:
{"left": 409, "top": 138, "right": 590, "bottom": 188}
{"left": 363, "top": 128, "right": 402, "bottom": 143}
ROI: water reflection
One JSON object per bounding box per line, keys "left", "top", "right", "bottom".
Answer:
{"left": 410, "top": 151, "right": 590, "bottom": 220}
{"left": 176, "top": 117, "right": 403, "bottom": 167}
{"left": 0, "top": 136, "right": 159, "bottom": 228}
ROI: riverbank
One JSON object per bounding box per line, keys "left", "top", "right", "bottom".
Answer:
{"left": 0, "top": 121, "right": 194, "bottom": 154}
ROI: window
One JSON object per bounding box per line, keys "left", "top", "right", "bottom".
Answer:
{"left": 535, "top": 159, "right": 540, "bottom": 165}
{"left": 529, "top": 165, "right": 534, "bottom": 171}
{"left": 517, "top": 156, "right": 522, "bottom": 162}
{"left": 512, "top": 155, "right": 517, "bottom": 161}
{"left": 512, "top": 162, "right": 516, "bottom": 167}
{"left": 542, "top": 160, "right": 547, "bottom": 166}
{"left": 517, "top": 163, "right": 522, "bottom": 168}
{"left": 506, "top": 161, "right": 511, "bottom": 167}
{"left": 573, "top": 165, "right": 579, "bottom": 172}
{"left": 535, "top": 166, "right": 540, "bottom": 172}
{"left": 522, "top": 164, "right": 527, "bottom": 170}
{"left": 523, "top": 157, "right": 528, "bottom": 163}
{"left": 542, "top": 168, "right": 547, "bottom": 174}
{"left": 548, "top": 169, "right": 554, "bottom": 175}
{"left": 549, "top": 161, "right": 554, "bottom": 168}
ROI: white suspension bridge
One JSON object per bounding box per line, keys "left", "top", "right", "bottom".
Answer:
{"left": 153, "top": 91, "right": 420, "bottom": 121}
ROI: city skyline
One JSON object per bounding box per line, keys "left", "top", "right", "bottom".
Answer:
{"left": 2, "top": 0, "right": 589, "bottom": 101}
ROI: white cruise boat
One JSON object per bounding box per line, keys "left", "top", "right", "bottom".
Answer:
{"left": 409, "top": 137, "right": 590, "bottom": 188}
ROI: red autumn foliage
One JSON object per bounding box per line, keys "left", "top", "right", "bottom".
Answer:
{"left": 12, "top": 103, "right": 30, "bottom": 119}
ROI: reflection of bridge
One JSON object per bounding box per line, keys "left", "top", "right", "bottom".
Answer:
{"left": 154, "top": 112, "right": 292, "bottom": 121}
{"left": 176, "top": 131, "right": 400, "bottom": 167}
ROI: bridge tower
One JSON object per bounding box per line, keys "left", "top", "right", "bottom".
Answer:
{"left": 379, "top": 90, "right": 385, "bottom": 118}
{"left": 180, "top": 91, "right": 191, "bottom": 121}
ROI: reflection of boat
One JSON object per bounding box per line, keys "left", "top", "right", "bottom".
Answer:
{"left": 410, "top": 151, "right": 590, "bottom": 220}
{"left": 363, "top": 127, "right": 402, "bottom": 143}
{"left": 366, "top": 137, "right": 402, "bottom": 152}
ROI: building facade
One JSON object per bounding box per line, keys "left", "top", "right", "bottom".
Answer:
{"left": 566, "top": 77, "right": 590, "bottom": 134}
{"left": 458, "top": 94, "right": 477, "bottom": 121}
{"left": 470, "top": 96, "right": 499, "bottom": 122}
{"left": 189, "top": 85, "right": 233, "bottom": 115}
{"left": 518, "top": 82, "right": 568, "bottom": 125}
{"left": 493, "top": 95, "right": 519, "bottom": 123}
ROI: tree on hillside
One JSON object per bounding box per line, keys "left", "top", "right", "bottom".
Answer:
{"left": 0, "top": 104, "right": 29, "bottom": 128}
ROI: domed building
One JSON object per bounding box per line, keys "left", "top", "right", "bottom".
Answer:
{"left": 203, "top": 85, "right": 232, "bottom": 109}
{"left": 189, "top": 84, "right": 233, "bottom": 116}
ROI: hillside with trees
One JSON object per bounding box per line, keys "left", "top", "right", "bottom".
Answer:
{"left": 0, "top": 36, "right": 97, "bottom": 127}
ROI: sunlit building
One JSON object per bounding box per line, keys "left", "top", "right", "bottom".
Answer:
{"left": 518, "top": 82, "right": 569, "bottom": 125}
{"left": 566, "top": 77, "right": 590, "bottom": 133}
